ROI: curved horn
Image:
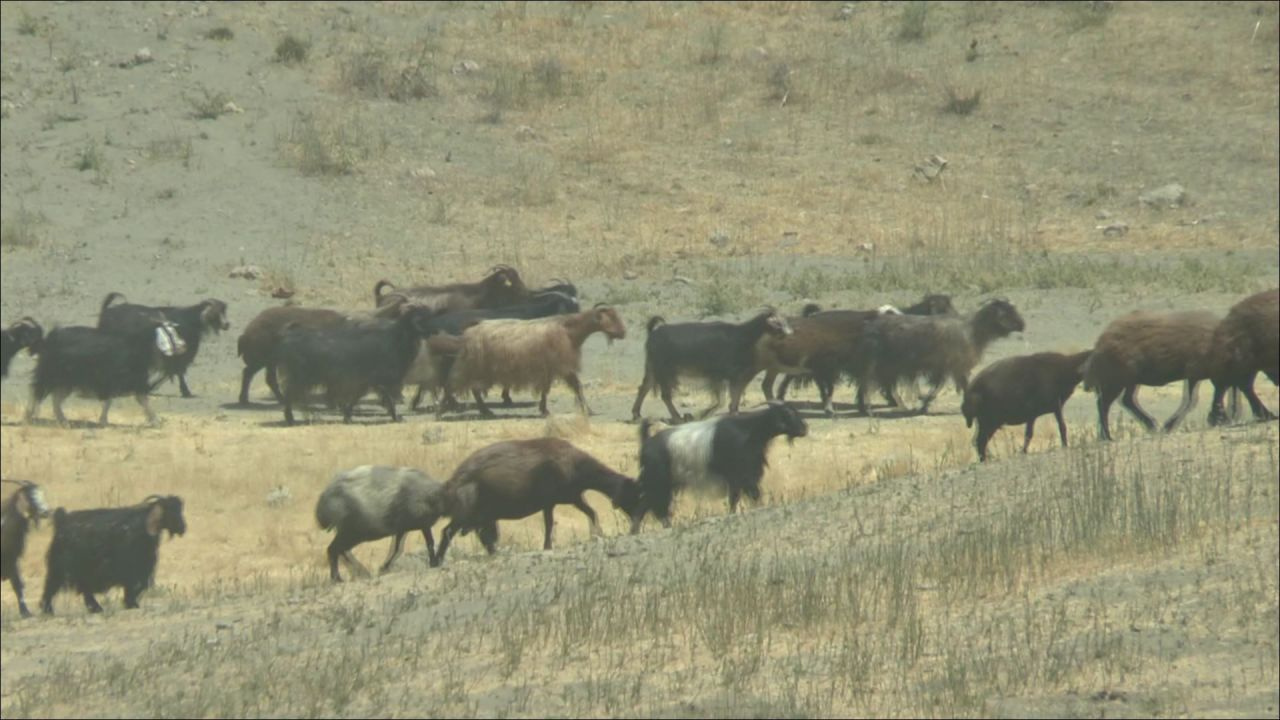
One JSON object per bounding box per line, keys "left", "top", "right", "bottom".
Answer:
{"left": 592, "top": 302, "right": 611, "bottom": 310}
{"left": 374, "top": 280, "right": 397, "bottom": 305}
{"left": 142, "top": 494, "right": 165, "bottom": 505}
{"left": 17, "top": 316, "right": 41, "bottom": 328}
{"left": 100, "top": 292, "right": 127, "bottom": 317}
{"left": 547, "top": 276, "right": 571, "bottom": 287}
{"left": 1, "top": 478, "right": 34, "bottom": 487}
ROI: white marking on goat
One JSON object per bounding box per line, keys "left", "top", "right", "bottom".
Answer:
{"left": 154, "top": 322, "right": 186, "bottom": 357}
{"left": 877, "top": 304, "right": 903, "bottom": 315}
{"left": 662, "top": 418, "right": 724, "bottom": 495}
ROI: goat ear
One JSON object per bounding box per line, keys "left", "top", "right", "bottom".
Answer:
{"left": 14, "top": 490, "right": 31, "bottom": 517}
{"left": 145, "top": 503, "right": 165, "bottom": 537}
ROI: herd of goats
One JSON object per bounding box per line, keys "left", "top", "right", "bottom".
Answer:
{"left": 1, "top": 264, "right": 1276, "bottom": 617}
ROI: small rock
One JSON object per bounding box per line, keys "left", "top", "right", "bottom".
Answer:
{"left": 857, "top": 242, "right": 875, "bottom": 253}
{"left": 229, "top": 264, "right": 263, "bottom": 280}
{"left": 266, "top": 485, "right": 292, "bottom": 507}
{"left": 1095, "top": 209, "right": 1112, "bottom": 220}
{"left": 708, "top": 230, "right": 730, "bottom": 248}
{"left": 623, "top": 269, "right": 638, "bottom": 280}
{"left": 1098, "top": 221, "right": 1129, "bottom": 238}
{"left": 913, "top": 154, "right": 948, "bottom": 183}
{"left": 451, "top": 59, "right": 480, "bottom": 75}
{"left": 1139, "top": 183, "right": 1187, "bottom": 209}
{"left": 672, "top": 275, "right": 694, "bottom": 286}
{"left": 409, "top": 165, "right": 436, "bottom": 180}
{"left": 134, "top": 47, "right": 154, "bottom": 65}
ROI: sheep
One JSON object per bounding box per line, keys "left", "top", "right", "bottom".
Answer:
{"left": 373, "top": 265, "right": 529, "bottom": 313}
{"left": 235, "top": 300, "right": 406, "bottom": 405}
{"left": 861, "top": 298, "right": 1026, "bottom": 415}
{"left": 960, "top": 350, "right": 1092, "bottom": 462}
{"left": 631, "top": 308, "right": 793, "bottom": 424}
{"left": 315, "top": 465, "right": 447, "bottom": 582}
{"left": 407, "top": 290, "right": 582, "bottom": 411}
{"left": 26, "top": 313, "right": 187, "bottom": 427}
{"left": 431, "top": 438, "right": 642, "bottom": 565}
{"left": 1206, "top": 288, "right": 1279, "bottom": 426}
{"left": 1, "top": 317, "right": 43, "bottom": 379}
{"left": 2, "top": 479, "right": 51, "bottom": 617}
{"left": 276, "top": 304, "right": 437, "bottom": 425}
{"left": 40, "top": 495, "right": 186, "bottom": 614}
{"left": 1081, "top": 309, "right": 1221, "bottom": 441}
{"left": 443, "top": 305, "right": 627, "bottom": 418}
{"left": 629, "top": 400, "right": 808, "bottom": 533}
{"left": 98, "top": 292, "right": 230, "bottom": 398}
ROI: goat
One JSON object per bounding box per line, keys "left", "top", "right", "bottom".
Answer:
{"left": 98, "top": 292, "right": 230, "bottom": 398}
{"left": 1206, "top": 288, "right": 1279, "bottom": 426}
{"left": 26, "top": 313, "right": 186, "bottom": 427}
{"left": 961, "top": 350, "right": 1092, "bottom": 462}
{"left": 373, "top": 265, "right": 529, "bottom": 313}
{"left": 432, "top": 438, "right": 642, "bottom": 565}
{"left": 632, "top": 309, "right": 793, "bottom": 424}
{"left": 630, "top": 401, "right": 807, "bottom": 532}
{"left": 235, "top": 300, "right": 406, "bottom": 405}
{"left": 277, "top": 304, "right": 437, "bottom": 425}
{"left": 2, "top": 317, "right": 43, "bottom": 379}
{"left": 2, "top": 479, "right": 51, "bottom": 617}
{"left": 861, "top": 298, "right": 1026, "bottom": 415}
{"left": 315, "top": 466, "right": 447, "bottom": 582}
{"left": 408, "top": 290, "right": 582, "bottom": 411}
{"left": 443, "top": 305, "right": 627, "bottom": 418}
{"left": 40, "top": 495, "right": 186, "bottom": 614}
{"left": 1082, "top": 309, "right": 1220, "bottom": 441}
{"left": 898, "top": 293, "right": 958, "bottom": 317}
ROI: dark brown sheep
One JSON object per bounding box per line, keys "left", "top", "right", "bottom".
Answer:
{"left": 431, "top": 438, "right": 642, "bottom": 565}
{"left": 961, "top": 350, "right": 1092, "bottom": 462}
{"left": 1205, "top": 288, "right": 1279, "bottom": 425}
{"left": 373, "top": 265, "right": 529, "bottom": 313}
{"left": 1082, "top": 309, "right": 1219, "bottom": 441}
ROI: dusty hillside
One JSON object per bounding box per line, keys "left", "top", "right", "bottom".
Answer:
{"left": 1, "top": 1, "right": 1278, "bottom": 718}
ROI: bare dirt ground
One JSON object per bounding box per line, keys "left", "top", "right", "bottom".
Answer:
{"left": 2, "top": 2, "right": 1278, "bottom": 717}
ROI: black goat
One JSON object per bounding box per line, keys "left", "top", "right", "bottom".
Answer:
{"left": 374, "top": 265, "right": 529, "bottom": 313}
{"left": 2, "top": 479, "right": 51, "bottom": 617}
{"left": 433, "top": 438, "right": 642, "bottom": 565}
{"left": 630, "top": 401, "right": 808, "bottom": 532}
{"left": 632, "top": 309, "right": 793, "bottom": 423}
{"left": 41, "top": 495, "right": 186, "bottom": 614}
{"left": 98, "top": 293, "right": 230, "bottom": 398}
{"left": 277, "top": 304, "right": 436, "bottom": 425}
{"left": 26, "top": 313, "right": 186, "bottom": 427}
{"left": 2, "top": 317, "right": 43, "bottom": 379}
{"left": 961, "top": 350, "right": 1092, "bottom": 462}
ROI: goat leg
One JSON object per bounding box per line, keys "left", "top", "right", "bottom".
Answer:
{"left": 1021, "top": 419, "right": 1035, "bottom": 454}
{"left": 760, "top": 370, "right": 778, "bottom": 402}
{"left": 659, "top": 384, "right": 683, "bottom": 424}
{"left": 1054, "top": 405, "right": 1069, "bottom": 448}
{"left": 380, "top": 533, "right": 407, "bottom": 574}
{"left": 1162, "top": 379, "right": 1200, "bottom": 432}
{"left": 52, "top": 389, "right": 71, "bottom": 425}
{"left": 137, "top": 393, "right": 159, "bottom": 426}
{"left": 501, "top": 387, "right": 514, "bottom": 407}
{"left": 573, "top": 497, "right": 603, "bottom": 538}
{"left": 472, "top": 389, "right": 495, "bottom": 418}
{"left": 1097, "top": 386, "right": 1120, "bottom": 441}
{"left": 1239, "top": 375, "right": 1277, "bottom": 422}
{"left": 420, "top": 528, "right": 437, "bottom": 566}
{"left": 10, "top": 576, "right": 31, "bottom": 618}
{"left": 975, "top": 421, "right": 997, "bottom": 462}
{"left": 98, "top": 398, "right": 113, "bottom": 427}
{"left": 82, "top": 592, "right": 104, "bottom": 613}
{"left": 542, "top": 508, "right": 555, "bottom": 550}
{"left": 631, "top": 373, "right": 653, "bottom": 422}
{"left": 1119, "top": 386, "right": 1157, "bottom": 431}
{"left": 564, "top": 373, "right": 589, "bottom": 416}
{"left": 178, "top": 373, "right": 194, "bottom": 398}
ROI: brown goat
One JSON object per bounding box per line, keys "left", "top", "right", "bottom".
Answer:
{"left": 431, "top": 438, "right": 642, "bottom": 565}
{"left": 1082, "top": 310, "right": 1219, "bottom": 441}
{"left": 862, "top": 298, "right": 1026, "bottom": 415}
{"left": 961, "top": 350, "right": 1092, "bottom": 462}
{"left": 1206, "top": 288, "right": 1279, "bottom": 425}
{"left": 235, "top": 301, "right": 406, "bottom": 405}
{"left": 373, "top": 265, "right": 528, "bottom": 313}
{"left": 444, "top": 306, "right": 627, "bottom": 418}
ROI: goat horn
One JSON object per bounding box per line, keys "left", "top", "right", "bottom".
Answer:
{"left": 141, "top": 494, "right": 165, "bottom": 505}
{"left": 592, "top": 302, "right": 610, "bottom": 310}
{"left": 18, "top": 316, "right": 41, "bottom": 327}
{"left": 548, "top": 277, "right": 570, "bottom": 286}
{"left": 1, "top": 478, "right": 34, "bottom": 487}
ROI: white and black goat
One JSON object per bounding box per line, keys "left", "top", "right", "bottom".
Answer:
{"left": 315, "top": 466, "right": 447, "bottom": 582}
{"left": 630, "top": 401, "right": 808, "bottom": 533}
{"left": 2, "top": 479, "right": 51, "bottom": 617}
{"left": 433, "top": 438, "right": 642, "bottom": 565}
{"left": 41, "top": 495, "right": 186, "bottom": 614}
{"left": 2, "top": 317, "right": 43, "bottom": 379}
{"left": 26, "top": 310, "right": 186, "bottom": 427}
{"left": 98, "top": 292, "right": 230, "bottom": 398}
{"left": 632, "top": 308, "right": 793, "bottom": 423}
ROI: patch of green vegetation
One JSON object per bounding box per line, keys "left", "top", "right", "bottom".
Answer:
{"left": 0, "top": 206, "right": 44, "bottom": 249}
{"left": 275, "top": 34, "right": 310, "bottom": 64}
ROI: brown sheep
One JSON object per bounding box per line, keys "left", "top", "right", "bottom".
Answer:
{"left": 1082, "top": 309, "right": 1219, "bottom": 441}
{"left": 443, "top": 305, "right": 627, "bottom": 418}
{"left": 431, "top": 438, "right": 642, "bottom": 565}
{"left": 1206, "top": 288, "right": 1279, "bottom": 425}
{"left": 961, "top": 350, "right": 1092, "bottom": 462}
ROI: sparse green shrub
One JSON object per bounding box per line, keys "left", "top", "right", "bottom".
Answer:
{"left": 75, "top": 139, "right": 104, "bottom": 172}
{"left": 698, "top": 22, "right": 728, "bottom": 65}
{"left": 532, "top": 56, "right": 565, "bottom": 98}
{"left": 338, "top": 45, "right": 435, "bottom": 101}
{"left": 766, "top": 62, "right": 792, "bottom": 103}
{"left": 697, "top": 275, "right": 761, "bottom": 317}
{"left": 898, "top": 1, "right": 929, "bottom": 42}
{"left": 16, "top": 9, "right": 44, "bottom": 36}
{"left": 942, "top": 86, "right": 982, "bottom": 115}
{"left": 0, "top": 206, "right": 44, "bottom": 249}
{"left": 204, "top": 26, "right": 234, "bottom": 41}
{"left": 275, "top": 34, "right": 310, "bottom": 64}
{"left": 278, "top": 110, "right": 387, "bottom": 177}
{"left": 187, "top": 87, "right": 232, "bottom": 120}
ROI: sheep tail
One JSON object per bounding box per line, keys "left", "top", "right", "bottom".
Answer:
{"left": 646, "top": 316, "right": 666, "bottom": 335}
{"left": 960, "top": 390, "right": 977, "bottom": 428}
{"left": 1079, "top": 352, "right": 1098, "bottom": 392}
{"left": 314, "top": 489, "right": 342, "bottom": 532}
{"left": 639, "top": 419, "right": 656, "bottom": 445}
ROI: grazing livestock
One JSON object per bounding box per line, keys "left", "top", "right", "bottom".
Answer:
{"left": 961, "top": 350, "right": 1092, "bottom": 461}
{"left": 861, "top": 298, "right": 1026, "bottom": 415}
{"left": 632, "top": 309, "right": 793, "bottom": 423}
{"left": 1, "top": 317, "right": 43, "bottom": 379}
{"left": 276, "top": 304, "right": 437, "bottom": 425}
{"left": 26, "top": 313, "right": 186, "bottom": 427}
{"left": 98, "top": 293, "right": 230, "bottom": 398}
{"left": 432, "top": 438, "right": 642, "bottom": 565}
{"left": 630, "top": 401, "right": 808, "bottom": 533}
{"left": 1205, "top": 288, "right": 1279, "bottom": 425}
{"left": 315, "top": 466, "right": 447, "bottom": 582}
{"left": 2, "top": 479, "right": 51, "bottom": 617}
{"left": 1082, "top": 310, "right": 1219, "bottom": 441}
{"left": 444, "top": 305, "right": 627, "bottom": 418}
{"left": 374, "top": 265, "right": 529, "bottom": 313}
{"left": 41, "top": 495, "right": 186, "bottom": 614}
